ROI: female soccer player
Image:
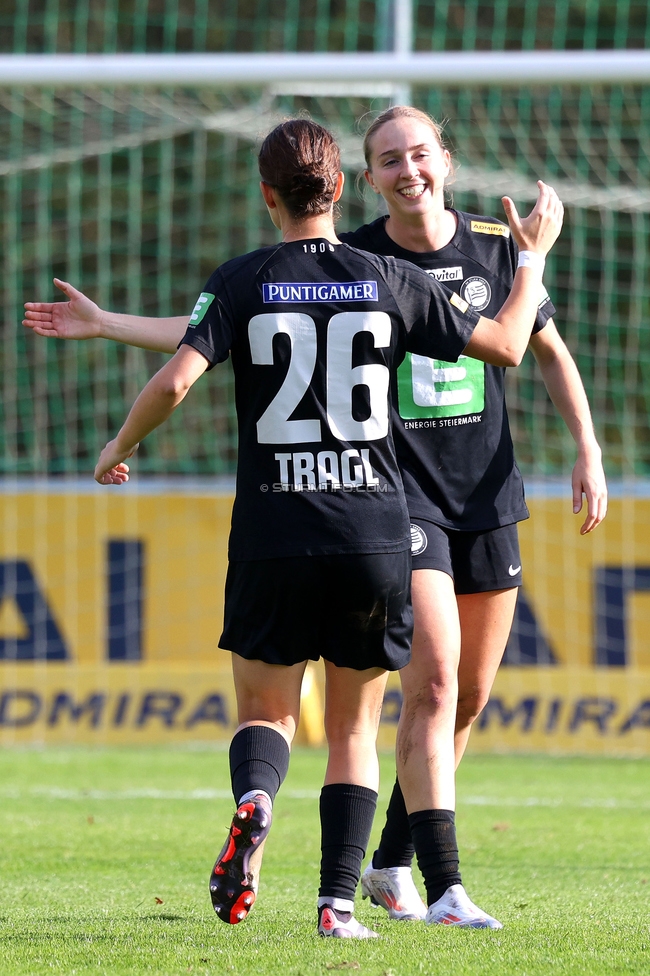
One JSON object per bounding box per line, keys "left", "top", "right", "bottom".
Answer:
{"left": 37, "top": 119, "right": 562, "bottom": 937}
{"left": 343, "top": 106, "right": 607, "bottom": 927}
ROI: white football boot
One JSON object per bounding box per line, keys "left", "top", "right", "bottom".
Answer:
{"left": 318, "top": 900, "right": 379, "bottom": 938}
{"left": 361, "top": 863, "right": 427, "bottom": 921}
{"left": 425, "top": 884, "right": 503, "bottom": 929}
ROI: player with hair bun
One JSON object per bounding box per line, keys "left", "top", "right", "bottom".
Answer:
{"left": 24, "top": 117, "right": 564, "bottom": 935}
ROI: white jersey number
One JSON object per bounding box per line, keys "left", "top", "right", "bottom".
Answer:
{"left": 249, "top": 313, "right": 320, "bottom": 444}
{"left": 249, "top": 311, "right": 391, "bottom": 445}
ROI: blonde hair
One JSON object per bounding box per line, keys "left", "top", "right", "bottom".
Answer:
{"left": 362, "top": 106, "right": 452, "bottom": 176}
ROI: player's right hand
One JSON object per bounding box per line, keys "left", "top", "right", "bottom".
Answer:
{"left": 23, "top": 278, "right": 103, "bottom": 340}
{"left": 501, "top": 181, "right": 564, "bottom": 256}
{"left": 94, "top": 439, "right": 139, "bottom": 485}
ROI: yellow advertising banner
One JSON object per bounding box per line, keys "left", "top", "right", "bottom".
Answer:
{"left": 1, "top": 488, "right": 649, "bottom": 754}
{"left": 0, "top": 662, "right": 236, "bottom": 747}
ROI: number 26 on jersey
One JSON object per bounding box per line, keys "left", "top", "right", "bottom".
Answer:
{"left": 249, "top": 311, "right": 391, "bottom": 445}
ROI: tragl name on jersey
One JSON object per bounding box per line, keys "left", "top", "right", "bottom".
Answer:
{"left": 180, "top": 238, "right": 478, "bottom": 560}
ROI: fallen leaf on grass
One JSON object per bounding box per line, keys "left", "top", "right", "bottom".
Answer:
{"left": 87, "top": 816, "right": 94, "bottom": 824}
{"left": 325, "top": 964, "right": 360, "bottom": 971}
{"left": 155, "top": 897, "right": 164, "bottom": 904}
{"left": 492, "top": 822, "right": 510, "bottom": 831}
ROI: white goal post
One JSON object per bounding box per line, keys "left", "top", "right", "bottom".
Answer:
{"left": 0, "top": 50, "right": 650, "bottom": 88}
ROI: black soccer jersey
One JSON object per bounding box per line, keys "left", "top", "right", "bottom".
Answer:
{"left": 180, "top": 239, "right": 480, "bottom": 560}
{"left": 341, "top": 212, "right": 557, "bottom": 531}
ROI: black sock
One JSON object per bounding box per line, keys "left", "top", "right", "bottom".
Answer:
{"left": 408, "top": 809, "right": 462, "bottom": 906}
{"left": 319, "top": 784, "right": 378, "bottom": 902}
{"left": 229, "top": 725, "right": 290, "bottom": 804}
{"left": 373, "top": 777, "right": 415, "bottom": 869}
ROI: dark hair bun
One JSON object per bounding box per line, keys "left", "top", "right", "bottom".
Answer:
{"left": 289, "top": 172, "right": 329, "bottom": 196}
{"left": 258, "top": 120, "right": 341, "bottom": 219}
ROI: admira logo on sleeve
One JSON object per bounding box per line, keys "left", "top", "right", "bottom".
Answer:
{"left": 262, "top": 281, "right": 378, "bottom": 303}
{"left": 470, "top": 220, "right": 510, "bottom": 238}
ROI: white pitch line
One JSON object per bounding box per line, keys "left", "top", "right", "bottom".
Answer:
{"left": 0, "top": 787, "right": 648, "bottom": 808}
{"left": 460, "top": 795, "right": 650, "bottom": 810}
{"left": 0, "top": 787, "right": 321, "bottom": 801}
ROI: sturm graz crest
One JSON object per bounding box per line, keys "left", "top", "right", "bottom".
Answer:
{"left": 461, "top": 276, "right": 492, "bottom": 311}
{"left": 410, "top": 523, "right": 428, "bottom": 556}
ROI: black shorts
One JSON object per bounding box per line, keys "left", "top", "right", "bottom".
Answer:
{"left": 219, "top": 550, "right": 413, "bottom": 671}
{"left": 409, "top": 519, "right": 522, "bottom": 594}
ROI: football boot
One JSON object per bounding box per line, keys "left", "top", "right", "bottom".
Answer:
{"left": 425, "top": 884, "right": 502, "bottom": 929}
{"left": 361, "top": 863, "right": 427, "bottom": 921}
{"left": 209, "top": 793, "right": 272, "bottom": 924}
{"left": 318, "top": 904, "right": 379, "bottom": 939}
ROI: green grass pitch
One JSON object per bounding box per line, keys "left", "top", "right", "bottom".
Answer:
{"left": 0, "top": 747, "right": 648, "bottom": 975}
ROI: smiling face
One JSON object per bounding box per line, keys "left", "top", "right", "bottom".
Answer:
{"left": 364, "top": 116, "right": 451, "bottom": 222}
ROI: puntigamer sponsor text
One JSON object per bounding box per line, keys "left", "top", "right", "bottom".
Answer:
{"left": 262, "top": 281, "right": 379, "bottom": 303}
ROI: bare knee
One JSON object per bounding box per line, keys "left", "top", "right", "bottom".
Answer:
{"left": 324, "top": 713, "right": 379, "bottom": 749}
{"left": 456, "top": 685, "right": 490, "bottom": 731}
{"left": 401, "top": 661, "right": 458, "bottom": 722}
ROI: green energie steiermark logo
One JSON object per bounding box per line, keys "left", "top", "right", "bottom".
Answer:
{"left": 397, "top": 353, "right": 485, "bottom": 419}
{"left": 189, "top": 292, "right": 215, "bottom": 327}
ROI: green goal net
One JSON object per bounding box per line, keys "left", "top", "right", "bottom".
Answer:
{"left": 1, "top": 0, "right": 649, "bottom": 478}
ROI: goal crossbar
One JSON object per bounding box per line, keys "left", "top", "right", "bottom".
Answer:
{"left": 1, "top": 50, "right": 650, "bottom": 87}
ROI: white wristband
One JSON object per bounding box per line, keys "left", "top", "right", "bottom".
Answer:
{"left": 517, "top": 250, "right": 545, "bottom": 272}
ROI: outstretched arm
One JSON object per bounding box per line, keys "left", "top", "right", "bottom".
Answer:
{"left": 465, "top": 182, "right": 564, "bottom": 367}
{"left": 24, "top": 278, "right": 187, "bottom": 354}
{"left": 94, "top": 345, "right": 209, "bottom": 485}
{"left": 529, "top": 320, "right": 607, "bottom": 534}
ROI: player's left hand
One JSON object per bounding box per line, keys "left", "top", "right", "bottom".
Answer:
{"left": 94, "top": 440, "right": 139, "bottom": 485}
{"left": 572, "top": 449, "right": 608, "bottom": 534}
{"left": 502, "top": 181, "right": 564, "bottom": 257}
